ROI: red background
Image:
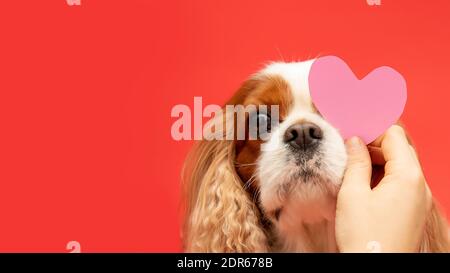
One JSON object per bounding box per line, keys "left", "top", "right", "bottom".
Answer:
{"left": 0, "top": 0, "right": 449, "bottom": 252}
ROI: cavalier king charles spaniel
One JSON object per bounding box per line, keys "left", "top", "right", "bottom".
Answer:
{"left": 181, "top": 60, "right": 449, "bottom": 252}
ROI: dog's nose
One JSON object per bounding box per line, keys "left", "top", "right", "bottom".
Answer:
{"left": 283, "top": 122, "right": 323, "bottom": 150}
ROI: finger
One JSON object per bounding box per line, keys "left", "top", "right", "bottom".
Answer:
{"left": 342, "top": 137, "right": 372, "bottom": 190}
{"left": 374, "top": 125, "right": 415, "bottom": 174}
{"left": 408, "top": 145, "right": 421, "bottom": 168}
{"left": 367, "top": 144, "right": 419, "bottom": 168}
{"left": 369, "top": 134, "right": 383, "bottom": 148}
{"left": 367, "top": 145, "right": 385, "bottom": 166}
{"left": 408, "top": 146, "right": 432, "bottom": 210}
{"left": 370, "top": 124, "right": 409, "bottom": 148}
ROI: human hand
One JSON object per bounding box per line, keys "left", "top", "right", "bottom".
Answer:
{"left": 335, "top": 125, "right": 432, "bottom": 252}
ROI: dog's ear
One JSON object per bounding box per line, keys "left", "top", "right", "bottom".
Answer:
{"left": 181, "top": 138, "right": 268, "bottom": 252}
{"left": 420, "top": 201, "right": 450, "bottom": 252}
{"left": 372, "top": 124, "right": 450, "bottom": 252}
{"left": 398, "top": 124, "right": 449, "bottom": 252}
{"left": 181, "top": 79, "right": 268, "bottom": 252}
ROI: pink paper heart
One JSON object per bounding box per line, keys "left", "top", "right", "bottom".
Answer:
{"left": 308, "top": 56, "right": 407, "bottom": 144}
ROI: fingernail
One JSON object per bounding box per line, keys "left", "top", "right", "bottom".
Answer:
{"left": 346, "top": 137, "right": 363, "bottom": 151}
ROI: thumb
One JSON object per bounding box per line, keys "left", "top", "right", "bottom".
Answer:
{"left": 342, "top": 137, "right": 372, "bottom": 190}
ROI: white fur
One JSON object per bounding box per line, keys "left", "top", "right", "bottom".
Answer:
{"left": 258, "top": 61, "right": 347, "bottom": 252}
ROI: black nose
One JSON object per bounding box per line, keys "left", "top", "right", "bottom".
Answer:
{"left": 283, "top": 122, "right": 323, "bottom": 150}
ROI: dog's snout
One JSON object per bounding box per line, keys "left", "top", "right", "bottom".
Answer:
{"left": 283, "top": 122, "right": 323, "bottom": 150}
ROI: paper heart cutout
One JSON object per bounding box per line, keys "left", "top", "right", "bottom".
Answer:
{"left": 308, "top": 56, "right": 407, "bottom": 144}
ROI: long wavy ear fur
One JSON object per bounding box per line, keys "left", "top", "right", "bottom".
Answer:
{"left": 405, "top": 126, "right": 449, "bottom": 252}
{"left": 420, "top": 201, "right": 450, "bottom": 252}
{"left": 181, "top": 88, "right": 449, "bottom": 253}
{"left": 181, "top": 97, "right": 268, "bottom": 252}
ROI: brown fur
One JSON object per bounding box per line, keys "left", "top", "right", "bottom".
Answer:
{"left": 182, "top": 74, "right": 449, "bottom": 252}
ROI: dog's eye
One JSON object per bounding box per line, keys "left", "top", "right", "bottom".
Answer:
{"left": 257, "top": 113, "right": 271, "bottom": 133}
{"left": 249, "top": 110, "right": 275, "bottom": 140}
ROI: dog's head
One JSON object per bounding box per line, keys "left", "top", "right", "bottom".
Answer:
{"left": 182, "top": 61, "right": 450, "bottom": 253}
{"left": 182, "top": 60, "right": 347, "bottom": 252}
{"left": 239, "top": 61, "right": 347, "bottom": 225}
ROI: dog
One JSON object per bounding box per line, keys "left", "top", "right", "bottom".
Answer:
{"left": 181, "top": 60, "right": 449, "bottom": 252}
